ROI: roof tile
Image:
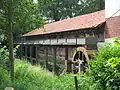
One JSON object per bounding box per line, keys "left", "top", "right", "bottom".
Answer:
{"left": 23, "top": 10, "right": 105, "bottom": 36}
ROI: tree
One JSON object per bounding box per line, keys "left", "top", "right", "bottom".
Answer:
{"left": 0, "top": 0, "right": 14, "bottom": 82}
{"left": 81, "top": 0, "right": 105, "bottom": 14}
{"left": 12, "top": 0, "right": 45, "bottom": 40}
{"left": 0, "top": 0, "right": 44, "bottom": 82}
{"left": 0, "top": 0, "right": 45, "bottom": 40}
{"left": 38, "top": 0, "right": 105, "bottom": 22}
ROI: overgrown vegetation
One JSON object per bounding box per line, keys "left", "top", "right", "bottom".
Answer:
{"left": 0, "top": 66, "right": 11, "bottom": 90}
{"left": 38, "top": 0, "right": 104, "bottom": 21}
{"left": 0, "top": 40, "right": 120, "bottom": 90}
{"left": 0, "top": 46, "right": 9, "bottom": 68}
{"left": 90, "top": 43, "right": 120, "bottom": 90}
{"left": 0, "top": 0, "right": 105, "bottom": 83}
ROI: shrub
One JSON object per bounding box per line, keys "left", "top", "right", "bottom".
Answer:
{"left": 14, "top": 60, "right": 103, "bottom": 90}
{"left": 0, "top": 66, "right": 11, "bottom": 90}
{"left": 105, "top": 57, "right": 120, "bottom": 90}
{"left": 90, "top": 44, "right": 120, "bottom": 90}
{"left": 0, "top": 45, "right": 19, "bottom": 69}
{"left": 14, "top": 59, "right": 54, "bottom": 90}
{"left": 0, "top": 46, "right": 9, "bottom": 69}
{"left": 1, "top": 40, "right": 120, "bottom": 90}
{"left": 14, "top": 43, "right": 120, "bottom": 90}
{"left": 14, "top": 60, "right": 89, "bottom": 90}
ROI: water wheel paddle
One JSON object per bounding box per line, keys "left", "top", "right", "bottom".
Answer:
{"left": 72, "top": 47, "right": 89, "bottom": 73}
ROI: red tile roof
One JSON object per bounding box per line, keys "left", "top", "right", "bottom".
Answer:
{"left": 23, "top": 10, "right": 105, "bottom": 36}
{"left": 23, "top": 28, "right": 44, "bottom": 36}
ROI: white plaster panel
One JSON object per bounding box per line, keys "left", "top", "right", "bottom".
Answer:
{"left": 58, "top": 39, "right": 66, "bottom": 44}
{"left": 105, "top": 0, "right": 120, "bottom": 18}
{"left": 77, "top": 38, "right": 85, "bottom": 44}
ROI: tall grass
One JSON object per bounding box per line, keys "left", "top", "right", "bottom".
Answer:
{"left": 1, "top": 42, "right": 119, "bottom": 90}
{"left": 0, "top": 59, "right": 101, "bottom": 90}
{"left": 14, "top": 60, "right": 74, "bottom": 90}
{"left": 0, "top": 66, "right": 11, "bottom": 90}
{"left": 14, "top": 59, "right": 102, "bottom": 90}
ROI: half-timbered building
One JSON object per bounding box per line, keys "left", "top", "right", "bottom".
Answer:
{"left": 17, "top": 0, "right": 120, "bottom": 74}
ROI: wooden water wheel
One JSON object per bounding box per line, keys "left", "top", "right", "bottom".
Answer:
{"left": 72, "top": 47, "right": 89, "bottom": 73}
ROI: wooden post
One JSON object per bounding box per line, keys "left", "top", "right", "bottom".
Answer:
{"left": 25, "top": 45, "right": 27, "bottom": 59}
{"left": 45, "top": 47, "right": 48, "bottom": 70}
{"left": 65, "top": 34, "right": 67, "bottom": 43}
{"left": 73, "top": 51, "right": 78, "bottom": 90}
{"left": 50, "top": 36, "right": 51, "bottom": 44}
{"left": 75, "top": 31, "right": 78, "bottom": 45}
{"left": 35, "top": 46, "right": 38, "bottom": 64}
{"left": 37, "top": 46, "right": 41, "bottom": 65}
{"left": 30, "top": 45, "right": 32, "bottom": 63}
{"left": 53, "top": 47, "right": 57, "bottom": 75}
{"left": 73, "top": 70, "right": 78, "bottom": 90}
{"left": 19, "top": 44, "right": 22, "bottom": 59}
{"left": 65, "top": 48, "right": 68, "bottom": 72}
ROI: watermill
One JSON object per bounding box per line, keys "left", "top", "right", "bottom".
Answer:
{"left": 72, "top": 47, "right": 90, "bottom": 73}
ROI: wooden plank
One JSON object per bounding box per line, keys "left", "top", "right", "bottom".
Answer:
{"left": 19, "top": 44, "right": 22, "bottom": 59}
{"left": 25, "top": 45, "right": 27, "bottom": 59}
{"left": 67, "top": 38, "right": 76, "bottom": 44}
{"left": 35, "top": 46, "right": 38, "bottom": 64}
{"left": 75, "top": 31, "right": 78, "bottom": 45}
{"left": 65, "top": 48, "right": 71, "bottom": 72}
{"left": 87, "top": 50, "right": 97, "bottom": 55}
{"left": 44, "top": 39, "right": 50, "bottom": 44}
{"left": 58, "top": 38, "right": 66, "bottom": 44}
{"left": 45, "top": 47, "right": 48, "bottom": 70}
{"left": 51, "top": 39, "right": 57, "bottom": 45}
{"left": 38, "top": 46, "right": 41, "bottom": 64}
{"left": 53, "top": 47, "right": 57, "bottom": 74}
{"left": 30, "top": 45, "right": 32, "bottom": 63}
{"left": 77, "top": 38, "right": 85, "bottom": 44}
{"left": 20, "top": 38, "right": 86, "bottom": 45}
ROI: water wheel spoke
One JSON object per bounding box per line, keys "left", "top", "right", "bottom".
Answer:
{"left": 73, "top": 47, "right": 89, "bottom": 73}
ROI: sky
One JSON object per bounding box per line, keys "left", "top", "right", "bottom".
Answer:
{"left": 33, "top": 0, "right": 38, "bottom": 3}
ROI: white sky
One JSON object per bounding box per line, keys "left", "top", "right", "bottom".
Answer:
{"left": 33, "top": 0, "right": 38, "bottom": 3}
{"left": 105, "top": 0, "right": 120, "bottom": 18}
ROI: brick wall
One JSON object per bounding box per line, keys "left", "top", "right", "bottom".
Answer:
{"left": 105, "top": 16, "right": 120, "bottom": 38}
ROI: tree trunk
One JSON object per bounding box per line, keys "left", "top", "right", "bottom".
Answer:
{"left": 8, "top": 0, "right": 14, "bottom": 82}
{"left": 8, "top": 31, "right": 14, "bottom": 82}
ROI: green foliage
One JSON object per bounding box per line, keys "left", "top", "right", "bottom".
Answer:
{"left": 90, "top": 43, "right": 120, "bottom": 90}
{"left": 0, "top": 66, "right": 11, "bottom": 90}
{"left": 0, "top": 45, "right": 20, "bottom": 68}
{"left": 105, "top": 57, "right": 120, "bottom": 90}
{"left": 1, "top": 41, "right": 120, "bottom": 90}
{"left": 13, "top": 60, "right": 104, "bottom": 90}
{"left": 12, "top": 0, "right": 45, "bottom": 39}
{"left": 0, "top": 59, "right": 100, "bottom": 90}
{"left": 112, "top": 37, "right": 120, "bottom": 46}
{"left": 107, "top": 57, "right": 120, "bottom": 68}
{"left": 0, "top": 46, "right": 9, "bottom": 68}
{"left": 82, "top": 0, "right": 104, "bottom": 14}
{"left": 14, "top": 60, "right": 74, "bottom": 90}
{"left": 0, "top": 29, "right": 4, "bottom": 42}
{"left": 38, "top": 0, "right": 104, "bottom": 21}
{"left": 0, "top": 0, "right": 45, "bottom": 40}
